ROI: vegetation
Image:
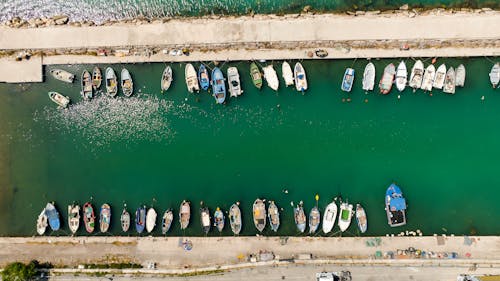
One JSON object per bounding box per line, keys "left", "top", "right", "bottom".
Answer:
{"left": 1, "top": 262, "right": 36, "bottom": 281}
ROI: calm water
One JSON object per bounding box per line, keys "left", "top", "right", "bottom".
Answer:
{"left": 0, "top": 58, "right": 499, "bottom": 237}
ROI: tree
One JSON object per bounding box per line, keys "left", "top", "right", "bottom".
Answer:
{"left": 1, "top": 262, "right": 36, "bottom": 281}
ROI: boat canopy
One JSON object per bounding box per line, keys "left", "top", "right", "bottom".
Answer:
{"left": 390, "top": 197, "right": 406, "bottom": 211}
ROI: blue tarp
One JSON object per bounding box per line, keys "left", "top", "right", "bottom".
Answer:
{"left": 390, "top": 197, "right": 406, "bottom": 211}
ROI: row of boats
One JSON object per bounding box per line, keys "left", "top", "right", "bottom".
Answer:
{"left": 36, "top": 184, "right": 407, "bottom": 236}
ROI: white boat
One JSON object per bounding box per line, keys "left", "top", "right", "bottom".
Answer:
{"left": 121, "top": 68, "right": 134, "bottom": 97}
{"left": 379, "top": 64, "right": 395, "bottom": 95}
{"left": 308, "top": 206, "right": 320, "bottom": 234}
{"left": 355, "top": 204, "right": 367, "bottom": 233}
{"left": 185, "top": 63, "right": 200, "bottom": 93}
{"left": 146, "top": 207, "right": 157, "bottom": 233}
{"left": 420, "top": 64, "right": 436, "bottom": 91}
{"left": 161, "top": 66, "right": 173, "bottom": 92}
{"left": 395, "top": 61, "right": 407, "bottom": 92}
{"left": 36, "top": 209, "right": 48, "bottom": 235}
{"left": 409, "top": 60, "right": 424, "bottom": 91}
{"left": 179, "top": 200, "right": 190, "bottom": 230}
{"left": 68, "top": 204, "right": 80, "bottom": 234}
{"left": 48, "top": 91, "right": 70, "bottom": 108}
{"left": 105, "top": 67, "right": 118, "bottom": 97}
{"left": 455, "top": 64, "right": 466, "bottom": 87}
{"left": 337, "top": 202, "right": 353, "bottom": 232}
{"left": 227, "top": 67, "right": 243, "bottom": 97}
{"left": 282, "top": 62, "right": 294, "bottom": 87}
{"left": 263, "top": 65, "right": 279, "bottom": 91}
{"left": 432, "top": 64, "right": 447, "bottom": 89}
{"left": 443, "top": 67, "right": 456, "bottom": 94}
{"left": 50, "top": 69, "right": 75, "bottom": 83}
{"left": 490, "top": 63, "right": 500, "bottom": 88}
{"left": 362, "top": 62, "right": 375, "bottom": 92}
{"left": 294, "top": 62, "right": 308, "bottom": 92}
{"left": 322, "top": 201, "right": 337, "bottom": 234}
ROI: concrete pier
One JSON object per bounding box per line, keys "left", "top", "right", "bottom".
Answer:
{"left": 0, "top": 56, "right": 42, "bottom": 83}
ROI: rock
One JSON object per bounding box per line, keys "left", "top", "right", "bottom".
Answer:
{"left": 11, "top": 17, "right": 21, "bottom": 24}
{"left": 70, "top": 22, "right": 81, "bottom": 27}
{"left": 35, "top": 18, "right": 45, "bottom": 26}
{"left": 399, "top": 4, "right": 409, "bottom": 10}
{"left": 27, "top": 18, "right": 36, "bottom": 28}
{"left": 346, "top": 11, "right": 356, "bottom": 16}
{"left": 46, "top": 19, "right": 55, "bottom": 26}
{"left": 408, "top": 11, "right": 416, "bottom": 18}
{"left": 303, "top": 5, "right": 312, "bottom": 13}
{"left": 53, "top": 15, "right": 69, "bottom": 25}
{"left": 355, "top": 11, "right": 365, "bottom": 16}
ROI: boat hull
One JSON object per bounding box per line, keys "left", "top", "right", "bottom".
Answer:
{"left": 338, "top": 202, "right": 353, "bottom": 232}
{"left": 179, "top": 201, "right": 190, "bottom": 230}
{"left": 308, "top": 206, "right": 320, "bottom": 234}
{"left": 250, "top": 62, "right": 263, "bottom": 89}
{"left": 198, "top": 64, "right": 210, "bottom": 91}
{"left": 294, "top": 62, "right": 308, "bottom": 92}
{"left": 322, "top": 201, "right": 337, "bottom": 234}
{"left": 433, "top": 64, "right": 447, "bottom": 89}
{"left": 105, "top": 67, "right": 118, "bottom": 97}
{"left": 37, "top": 209, "right": 48, "bottom": 235}
{"left": 229, "top": 203, "right": 242, "bottom": 235}
{"left": 379, "top": 64, "right": 396, "bottom": 95}
{"left": 385, "top": 183, "right": 407, "bottom": 227}
{"left": 121, "top": 68, "right": 134, "bottom": 97}
{"left": 253, "top": 199, "right": 266, "bottom": 232}
{"left": 92, "top": 67, "right": 102, "bottom": 90}
{"left": 214, "top": 208, "right": 225, "bottom": 232}
{"left": 409, "top": 60, "right": 424, "bottom": 90}
{"left": 45, "top": 203, "right": 60, "bottom": 231}
{"left": 135, "top": 206, "right": 146, "bottom": 233}
{"left": 227, "top": 67, "right": 243, "bottom": 97}
{"left": 161, "top": 66, "right": 173, "bottom": 92}
{"left": 200, "top": 207, "right": 211, "bottom": 234}
{"left": 211, "top": 67, "right": 226, "bottom": 104}
{"left": 121, "top": 209, "right": 130, "bottom": 232}
{"left": 146, "top": 208, "right": 157, "bottom": 233}
{"left": 263, "top": 65, "right": 279, "bottom": 91}
{"left": 355, "top": 204, "right": 368, "bottom": 233}
{"left": 68, "top": 204, "right": 80, "bottom": 234}
{"left": 83, "top": 202, "right": 95, "bottom": 233}
{"left": 267, "top": 201, "right": 280, "bottom": 232}
{"left": 395, "top": 61, "right": 407, "bottom": 92}
{"left": 81, "top": 70, "right": 93, "bottom": 100}
{"left": 100, "top": 203, "right": 111, "bottom": 233}
{"left": 294, "top": 205, "right": 306, "bottom": 233}
{"left": 162, "top": 210, "right": 174, "bottom": 234}
{"left": 362, "top": 63, "right": 375, "bottom": 91}
{"left": 282, "top": 62, "right": 294, "bottom": 87}
{"left": 341, "top": 68, "right": 355, "bottom": 92}
{"left": 185, "top": 64, "right": 200, "bottom": 93}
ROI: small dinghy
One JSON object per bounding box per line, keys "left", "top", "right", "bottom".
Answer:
{"left": 229, "top": 203, "right": 242, "bottom": 235}
{"left": 282, "top": 61, "right": 294, "bottom": 87}
{"left": 379, "top": 63, "right": 396, "bottom": 95}
{"left": 36, "top": 209, "right": 48, "bottom": 235}
{"left": 322, "top": 200, "right": 337, "bottom": 234}
{"left": 83, "top": 202, "right": 95, "bottom": 233}
{"left": 263, "top": 65, "right": 279, "bottom": 91}
{"left": 294, "top": 202, "right": 306, "bottom": 233}
{"left": 81, "top": 70, "right": 93, "bottom": 100}
{"left": 420, "top": 64, "right": 436, "bottom": 92}
{"left": 489, "top": 63, "right": 500, "bottom": 88}
{"left": 121, "top": 68, "right": 134, "bottom": 97}
{"left": 161, "top": 66, "right": 173, "bottom": 92}
{"left": 341, "top": 68, "right": 355, "bottom": 92}
{"left": 135, "top": 205, "right": 146, "bottom": 234}
{"left": 409, "top": 60, "right": 424, "bottom": 91}
{"left": 92, "top": 67, "right": 102, "bottom": 90}
{"left": 179, "top": 200, "right": 191, "bottom": 230}
{"left": 338, "top": 202, "right": 353, "bottom": 232}
{"left": 48, "top": 91, "right": 70, "bottom": 108}
{"left": 355, "top": 203, "right": 368, "bottom": 233}
{"left": 100, "top": 203, "right": 111, "bottom": 233}
{"left": 185, "top": 63, "right": 200, "bottom": 93}
{"left": 146, "top": 207, "right": 157, "bottom": 233}
{"left": 250, "top": 62, "right": 263, "bottom": 89}
{"left": 200, "top": 206, "right": 211, "bottom": 234}
{"left": 68, "top": 204, "right": 80, "bottom": 234}
{"left": 443, "top": 67, "right": 456, "bottom": 94}
{"left": 308, "top": 206, "right": 320, "bottom": 234}
{"left": 198, "top": 64, "right": 210, "bottom": 91}
{"left": 120, "top": 208, "right": 130, "bottom": 232}
{"left": 161, "top": 209, "right": 174, "bottom": 234}
{"left": 227, "top": 67, "right": 243, "bottom": 97}
{"left": 253, "top": 198, "right": 266, "bottom": 232}
{"left": 50, "top": 69, "right": 75, "bottom": 83}
{"left": 455, "top": 64, "right": 466, "bottom": 87}
{"left": 267, "top": 201, "right": 280, "bottom": 232}
{"left": 433, "top": 64, "right": 446, "bottom": 90}
{"left": 294, "top": 62, "right": 308, "bottom": 93}
{"left": 362, "top": 62, "right": 375, "bottom": 92}
{"left": 212, "top": 67, "right": 226, "bottom": 104}
{"left": 105, "top": 67, "right": 118, "bottom": 97}
{"left": 214, "top": 207, "right": 225, "bottom": 233}
{"left": 395, "top": 61, "right": 407, "bottom": 92}
{"left": 45, "top": 202, "right": 60, "bottom": 231}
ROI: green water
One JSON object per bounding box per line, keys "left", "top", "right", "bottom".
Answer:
{"left": 0, "top": 58, "right": 499, "bottom": 237}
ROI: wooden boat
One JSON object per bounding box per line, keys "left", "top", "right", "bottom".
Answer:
{"left": 92, "top": 67, "right": 102, "bottom": 90}
{"left": 294, "top": 62, "right": 308, "bottom": 92}
{"left": 308, "top": 206, "right": 321, "bottom": 234}
{"left": 105, "top": 67, "right": 118, "bottom": 97}
{"left": 409, "top": 60, "right": 424, "bottom": 91}
{"left": 198, "top": 64, "right": 210, "bottom": 91}
{"left": 81, "top": 70, "right": 93, "bottom": 100}
{"left": 135, "top": 205, "right": 146, "bottom": 233}
{"left": 322, "top": 200, "right": 337, "bottom": 234}
{"left": 490, "top": 63, "right": 500, "bottom": 88}
{"left": 146, "top": 207, "right": 157, "bottom": 233}
{"left": 395, "top": 61, "right": 407, "bottom": 92}
{"left": 341, "top": 68, "right": 355, "bottom": 92}
{"left": 36, "top": 208, "right": 48, "bottom": 235}
{"left": 433, "top": 64, "right": 446, "bottom": 90}
{"left": 161, "top": 66, "right": 173, "bottom": 92}
{"left": 337, "top": 202, "right": 353, "bottom": 232}
{"left": 121, "top": 68, "right": 134, "bottom": 97}
{"left": 362, "top": 62, "right": 375, "bottom": 92}
{"left": 50, "top": 69, "right": 75, "bottom": 83}
{"left": 99, "top": 203, "right": 111, "bottom": 233}
{"left": 227, "top": 67, "right": 243, "bottom": 97}
{"left": 83, "top": 202, "right": 95, "bottom": 233}
{"left": 294, "top": 203, "right": 306, "bottom": 233}
{"left": 45, "top": 202, "right": 60, "bottom": 231}
{"left": 229, "top": 203, "right": 242, "bottom": 235}
{"left": 48, "top": 91, "right": 70, "bottom": 108}
{"left": 253, "top": 199, "right": 266, "bottom": 232}
{"left": 120, "top": 208, "right": 130, "bottom": 232}
{"left": 379, "top": 63, "right": 396, "bottom": 95}
{"left": 355, "top": 203, "right": 367, "bottom": 233}
{"left": 267, "top": 201, "right": 280, "bottom": 232}
{"left": 179, "top": 200, "right": 191, "bottom": 230}
{"left": 282, "top": 61, "right": 294, "bottom": 87}
{"left": 250, "top": 62, "right": 263, "bottom": 90}
{"left": 200, "top": 206, "right": 211, "bottom": 234}
{"left": 443, "top": 67, "right": 456, "bottom": 95}
{"left": 385, "top": 183, "right": 407, "bottom": 227}
{"left": 185, "top": 63, "right": 200, "bottom": 93}
{"left": 214, "top": 207, "right": 225, "bottom": 232}
{"left": 211, "top": 67, "right": 226, "bottom": 104}
{"left": 161, "top": 209, "right": 174, "bottom": 234}
{"left": 263, "top": 65, "right": 279, "bottom": 91}
{"left": 455, "top": 64, "right": 466, "bottom": 87}
{"left": 420, "top": 64, "right": 436, "bottom": 92}
{"left": 68, "top": 204, "right": 80, "bottom": 234}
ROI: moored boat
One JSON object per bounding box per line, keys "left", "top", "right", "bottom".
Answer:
{"left": 355, "top": 203, "right": 367, "bottom": 233}
{"left": 395, "top": 61, "right": 407, "bottom": 92}
{"left": 198, "top": 64, "right": 210, "bottom": 91}
{"left": 48, "top": 91, "right": 70, "bottom": 108}
{"left": 45, "top": 202, "right": 60, "bottom": 231}
{"left": 308, "top": 206, "right": 320, "bottom": 234}
{"left": 433, "top": 64, "right": 446, "bottom": 90}
{"left": 294, "top": 62, "right": 308, "bottom": 93}
{"left": 385, "top": 183, "right": 407, "bottom": 227}
{"left": 36, "top": 209, "right": 48, "bottom": 235}
{"left": 121, "top": 68, "right": 134, "bottom": 97}
{"left": 161, "top": 66, "right": 173, "bottom": 92}
{"left": 455, "top": 64, "right": 466, "bottom": 87}
{"left": 409, "top": 60, "right": 424, "bottom": 91}
{"left": 263, "top": 65, "right": 279, "bottom": 91}
{"left": 294, "top": 202, "right": 306, "bottom": 233}
{"left": 179, "top": 200, "right": 191, "bottom": 230}
{"left": 100, "top": 203, "right": 111, "bottom": 233}
{"left": 211, "top": 67, "right": 226, "bottom": 104}
{"left": 490, "top": 63, "right": 500, "bottom": 88}
{"left": 253, "top": 199, "right": 266, "bottom": 232}
{"left": 50, "top": 69, "right": 75, "bottom": 83}
{"left": 267, "top": 201, "right": 280, "bottom": 232}
{"left": 68, "top": 204, "right": 80, "bottom": 234}
{"left": 227, "top": 67, "right": 243, "bottom": 97}
{"left": 362, "top": 62, "right": 375, "bottom": 92}
{"left": 162, "top": 209, "right": 174, "bottom": 234}
{"left": 185, "top": 63, "right": 200, "bottom": 93}
{"left": 443, "top": 67, "right": 456, "bottom": 94}
{"left": 379, "top": 63, "right": 396, "bottom": 95}
{"left": 200, "top": 206, "right": 211, "bottom": 234}
{"left": 229, "top": 203, "right": 242, "bottom": 235}
{"left": 120, "top": 208, "right": 130, "bottom": 232}
{"left": 214, "top": 207, "right": 225, "bottom": 232}
{"left": 337, "top": 202, "right": 353, "bottom": 232}
{"left": 105, "top": 67, "right": 118, "bottom": 97}
{"left": 282, "top": 61, "right": 294, "bottom": 87}
{"left": 83, "top": 202, "right": 95, "bottom": 233}
{"left": 322, "top": 200, "right": 337, "bottom": 234}
{"left": 146, "top": 207, "right": 157, "bottom": 233}
{"left": 250, "top": 62, "right": 263, "bottom": 90}
{"left": 341, "top": 68, "right": 355, "bottom": 92}
{"left": 420, "top": 64, "right": 436, "bottom": 92}
{"left": 92, "top": 67, "right": 102, "bottom": 90}
{"left": 135, "top": 205, "right": 146, "bottom": 233}
{"left": 81, "top": 70, "right": 93, "bottom": 100}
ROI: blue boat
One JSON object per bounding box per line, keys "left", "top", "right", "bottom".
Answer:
{"left": 385, "top": 183, "right": 407, "bottom": 227}
{"left": 198, "top": 64, "right": 210, "bottom": 91}
{"left": 341, "top": 68, "right": 355, "bottom": 92}
{"left": 211, "top": 67, "right": 226, "bottom": 104}
{"left": 45, "top": 203, "right": 60, "bottom": 231}
{"left": 135, "top": 205, "right": 146, "bottom": 233}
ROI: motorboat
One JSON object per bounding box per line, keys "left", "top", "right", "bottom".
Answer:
{"left": 50, "top": 69, "right": 75, "bottom": 83}
{"left": 379, "top": 63, "right": 396, "bottom": 94}
{"left": 282, "top": 61, "right": 294, "bottom": 87}
{"left": 161, "top": 66, "right": 173, "bottom": 92}
{"left": 443, "top": 67, "right": 456, "bottom": 94}
{"left": 385, "top": 183, "right": 407, "bottom": 227}
{"left": 121, "top": 68, "right": 134, "bottom": 97}
{"left": 135, "top": 205, "right": 146, "bottom": 233}
{"left": 341, "top": 68, "right": 355, "bottom": 92}
{"left": 200, "top": 206, "right": 211, "bottom": 234}
{"left": 294, "top": 202, "right": 306, "bottom": 233}
{"left": 362, "top": 62, "right": 375, "bottom": 92}
{"left": 179, "top": 200, "right": 190, "bottom": 230}
{"left": 81, "top": 70, "right": 93, "bottom": 100}
{"left": 229, "top": 203, "right": 242, "bottom": 235}
{"left": 68, "top": 204, "right": 80, "bottom": 234}
{"left": 185, "top": 63, "right": 200, "bottom": 93}
{"left": 83, "top": 202, "right": 95, "bottom": 233}
{"left": 253, "top": 198, "right": 266, "bottom": 232}
{"left": 45, "top": 202, "right": 60, "bottom": 231}
{"left": 322, "top": 200, "right": 337, "bottom": 234}
{"left": 420, "top": 64, "right": 436, "bottom": 92}
{"left": 455, "top": 64, "right": 466, "bottom": 87}
{"left": 36, "top": 209, "right": 48, "bottom": 235}
{"left": 211, "top": 67, "right": 226, "bottom": 104}
{"left": 100, "top": 203, "right": 111, "bottom": 233}
{"left": 355, "top": 203, "right": 367, "bottom": 233}
{"left": 120, "top": 208, "right": 130, "bottom": 232}
{"left": 263, "top": 65, "right": 279, "bottom": 91}
{"left": 490, "top": 63, "right": 500, "bottom": 88}
{"left": 162, "top": 209, "right": 174, "bottom": 234}
{"left": 48, "top": 91, "right": 70, "bottom": 108}
{"left": 267, "top": 201, "right": 280, "bottom": 232}
{"left": 408, "top": 60, "right": 424, "bottom": 91}
{"left": 198, "top": 64, "right": 210, "bottom": 91}
{"left": 92, "top": 67, "right": 102, "bottom": 90}
{"left": 146, "top": 207, "right": 157, "bottom": 233}
{"left": 250, "top": 62, "right": 263, "bottom": 89}
{"left": 294, "top": 62, "right": 308, "bottom": 93}
{"left": 395, "top": 61, "right": 407, "bottom": 92}
{"left": 432, "top": 64, "right": 446, "bottom": 89}
{"left": 214, "top": 207, "right": 225, "bottom": 232}
{"left": 227, "top": 67, "right": 243, "bottom": 97}
{"left": 337, "top": 202, "right": 353, "bottom": 232}
{"left": 105, "top": 67, "right": 118, "bottom": 97}
{"left": 308, "top": 206, "right": 320, "bottom": 234}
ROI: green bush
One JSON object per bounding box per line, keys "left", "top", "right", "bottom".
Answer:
{"left": 1, "top": 262, "right": 36, "bottom": 281}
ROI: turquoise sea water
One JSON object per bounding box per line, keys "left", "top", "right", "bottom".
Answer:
{"left": 0, "top": 58, "right": 499, "bottom": 237}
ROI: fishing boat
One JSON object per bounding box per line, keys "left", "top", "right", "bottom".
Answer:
{"left": 50, "top": 69, "right": 75, "bottom": 83}
{"left": 68, "top": 204, "right": 80, "bottom": 234}
{"left": 36, "top": 209, "right": 48, "bottom": 235}
{"left": 185, "top": 63, "right": 200, "bottom": 93}
{"left": 355, "top": 204, "right": 367, "bottom": 233}
{"left": 161, "top": 66, "right": 173, "bottom": 92}
{"left": 92, "top": 67, "right": 102, "bottom": 90}
{"left": 83, "top": 202, "right": 95, "bottom": 233}
{"left": 253, "top": 199, "right": 266, "bottom": 232}
{"left": 45, "top": 202, "right": 60, "bottom": 231}
{"left": 200, "top": 206, "right": 211, "bottom": 234}
{"left": 227, "top": 67, "right": 243, "bottom": 97}
{"left": 408, "top": 60, "right": 424, "bottom": 91}
{"left": 214, "top": 207, "right": 225, "bottom": 232}
{"left": 337, "top": 202, "right": 353, "bottom": 232}
{"left": 229, "top": 203, "right": 242, "bottom": 235}
{"left": 433, "top": 64, "right": 447, "bottom": 89}
{"left": 198, "top": 64, "right": 210, "bottom": 91}
{"left": 420, "top": 64, "right": 436, "bottom": 92}
{"left": 161, "top": 209, "right": 174, "bottom": 234}
{"left": 105, "top": 67, "right": 118, "bottom": 97}
{"left": 294, "top": 62, "right": 308, "bottom": 93}
{"left": 395, "top": 61, "right": 407, "bottom": 92}
{"left": 362, "top": 62, "right": 375, "bottom": 92}
{"left": 120, "top": 208, "right": 130, "bottom": 232}
{"left": 308, "top": 206, "right": 320, "bottom": 234}
{"left": 341, "top": 68, "right": 355, "bottom": 92}
{"left": 250, "top": 62, "right": 263, "bottom": 89}
{"left": 267, "top": 201, "right": 280, "bottom": 232}
{"left": 179, "top": 200, "right": 190, "bottom": 230}
{"left": 294, "top": 203, "right": 306, "bottom": 233}
{"left": 100, "top": 203, "right": 111, "bottom": 233}
{"left": 490, "top": 63, "right": 500, "bottom": 88}
{"left": 385, "top": 183, "right": 407, "bottom": 227}
{"left": 48, "top": 91, "right": 70, "bottom": 108}
{"left": 81, "top": 70, "right": 93, "bottom": 100}
{"left": 135, "top": 205, "right": 146, "bottom": 233}
{"left": 211, "top": 67, "right": 226, "bottom": 104}
{"left": 263, "top": 65, "right": 279, "bottom": 91}
{"left": 379, "top": 63, "right": 396, "bottom": 95}
{"left": 443, "top": 67, "right": 456, "bottom": 94}
{"left": 455, "top": 64, "right": 466, "bottom": 87}
{"left": 322, "top": 200, "right": 337, "bottom": 234}
{"left": 146, "top": 207, "right": 157, "bottom": 233}
{"left": 282, "top": 61, "right": 294, "bottom": 87}
{"left": 121, "top": 68, "right": 134, "bottom": 97}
